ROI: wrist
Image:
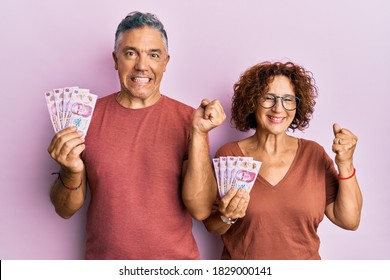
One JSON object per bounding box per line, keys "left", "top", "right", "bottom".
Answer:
{"left": 190, "top": 127, "right": 208, "bottom": 138}
{"left": 56, "top": 168, "right": 83, "bottom": 190}
{"left": 336, "top": 163, "right": 355, "bottom": 178}
{"left": 338, "top": 168, "right": 356, "bottom": 180}
{"left": 60, "top": 166, "right": 83, "bottom": 178}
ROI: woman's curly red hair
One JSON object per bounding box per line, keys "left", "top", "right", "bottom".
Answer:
{"left": 231, "top": 61, "right": 318, "bottom": 132}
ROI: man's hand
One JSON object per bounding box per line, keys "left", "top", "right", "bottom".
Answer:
{"left": 47, "top": 126, "right": 86, "bottom": 174}
{"left": 192, "top": 98, "right": 226, "bottom": 134}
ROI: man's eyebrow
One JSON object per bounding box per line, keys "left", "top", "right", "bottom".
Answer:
{"left": 121, "top": 46, "right": 163, "bottom": 53}
{"left": 149, "top": 48, "right": 162, "bottom": 53}
{"left": 122, "top": 46, "right": 137, "bottom": 51}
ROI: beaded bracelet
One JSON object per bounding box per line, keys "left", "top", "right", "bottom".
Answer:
{"left": 51, "top": 172, "right": 81, "bottom": 190}
{"left": 337, "top": 168, "right": 356, "bottom": 180}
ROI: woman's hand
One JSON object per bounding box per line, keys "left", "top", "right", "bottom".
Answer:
{"left": 218, "top": 188, "right": 250, "bottom": 220}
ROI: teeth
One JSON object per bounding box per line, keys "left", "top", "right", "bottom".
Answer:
{"left": 132, "top": 77, "right": 150, "bottom": 82}
{"left": 270, "top": 116, "right": 283, "bottom": 121}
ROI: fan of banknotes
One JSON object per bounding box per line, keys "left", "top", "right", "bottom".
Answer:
{"left": 44, "top": 86, "right": 97, "bottom": 136}
{"left": 213, "top": 156, "right": 262, "bottom": 197}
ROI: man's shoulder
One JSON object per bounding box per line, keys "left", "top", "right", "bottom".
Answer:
{"left": 162, "top": 95, "right": 195, "bottom": 111}
{"left": 162, "top": 95, "right": 193, "bottom": 109}
{"left": 93, "top": 93, "right": 118, "bottom": 113}
{"left": 96, "top": 93, "right": 116, "bottom": 104}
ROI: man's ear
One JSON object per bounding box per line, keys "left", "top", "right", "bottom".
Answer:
{"left": 163, "top": 54, "right": 170, "bottom": 72}
{"left": 112, "top": 51, "right": 118, "bottom": 70}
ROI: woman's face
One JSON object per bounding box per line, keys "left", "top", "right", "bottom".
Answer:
{"left": 255, "top": 75, "right": 297, "bottom": 135}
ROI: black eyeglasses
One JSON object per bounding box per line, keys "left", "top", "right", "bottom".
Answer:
{"left": 259, "top": 93, "right": 300, "bottom": 111}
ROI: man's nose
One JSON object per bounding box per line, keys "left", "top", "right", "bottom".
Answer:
{"left": 135, "top": 55, "right": 148, "bottom": 71}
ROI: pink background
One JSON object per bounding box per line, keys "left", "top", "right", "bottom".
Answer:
{"left": 1, "top": 0, "right": 389, "bottom": 259}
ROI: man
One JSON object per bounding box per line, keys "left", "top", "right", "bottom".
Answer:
{"left": 47, "top": 11, "right": 226, "bottom": 259}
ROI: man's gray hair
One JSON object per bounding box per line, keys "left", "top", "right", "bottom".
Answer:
{"left": 114, "top": 11, "right": 168, "bottom": 53}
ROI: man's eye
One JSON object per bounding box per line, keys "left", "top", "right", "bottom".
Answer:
{"left": 125, "top": 51, "right": 136, "bottom": 56}
{"left": 151, "top": 53, "right": 160, "bottom": 58}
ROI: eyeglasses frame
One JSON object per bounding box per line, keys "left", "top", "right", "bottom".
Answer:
{"left": 259, "top": 93, "right": 301, "bottom": 111}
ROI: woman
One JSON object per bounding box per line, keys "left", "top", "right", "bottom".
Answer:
{"left": 204, "top": 61, "right": 363, "bottom": 259}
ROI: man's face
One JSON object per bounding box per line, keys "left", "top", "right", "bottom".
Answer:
{"left": 113, "top": 26, "right": 170, "bottom": 103}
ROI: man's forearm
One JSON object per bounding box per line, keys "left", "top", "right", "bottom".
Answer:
{"left": 50, "top": 170, "right": 86, "bottom": 219}
{"left": 182, "top": 131, "right": 216, "bottom": 221}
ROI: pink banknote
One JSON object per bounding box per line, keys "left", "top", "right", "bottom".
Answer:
{"left": 45, "top": 86, "right": 97, "bottom": 137}
{"left": 213, "top": 156, "right": 261, "bottom": 197}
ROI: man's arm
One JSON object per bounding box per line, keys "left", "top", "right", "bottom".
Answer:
{"left": 50, "top": 168, "right": 87, "bottom": 219}
{"left": 182, "top": 99, "right": 226, "bottom": 221}
{"left": 48, "top": 126, "right": 88, "bottom": 218}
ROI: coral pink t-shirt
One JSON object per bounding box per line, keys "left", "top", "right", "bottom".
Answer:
{"left": 82, "top": 93, "right": 200, "bottom": 259}
{"left": 216, "top": 139, "right": 338, "bottom": 259}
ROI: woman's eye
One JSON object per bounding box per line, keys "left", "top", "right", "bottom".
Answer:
{"left": 284, "top": 96, "right": 295, "bottom": 102}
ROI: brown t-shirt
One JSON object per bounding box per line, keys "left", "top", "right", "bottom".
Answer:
{"left": 82, "top": 93, "right": 200, "bottom": 259}
{"left": 216, "top": 139, "right": 338, "bottom": 259}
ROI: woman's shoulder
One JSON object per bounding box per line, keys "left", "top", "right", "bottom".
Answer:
{"left": 300, "top": 138, "right": 323, "bottom": 148}
{"left": 299, "top": 138, "right": 328, "bottom": 156}
{"left": 215, "top": 141, "right": 242, "bottom": 157}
